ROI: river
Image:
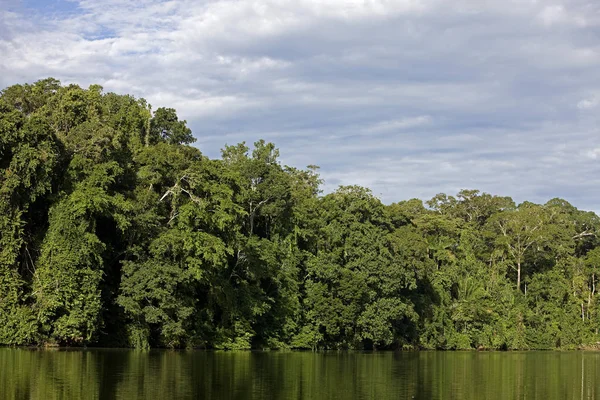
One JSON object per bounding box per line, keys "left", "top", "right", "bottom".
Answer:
{"left": 1, "top": 349, "right": 599, "bottom": 399}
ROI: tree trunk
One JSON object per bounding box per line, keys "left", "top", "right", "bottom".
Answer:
{"left": 587, "top": 293, "right": 591, "bottom": 320}
{"left": 517, "top": 261, "right": 521, "bottom": 291}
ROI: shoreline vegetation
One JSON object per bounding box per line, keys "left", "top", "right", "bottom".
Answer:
{"left": 2, "top": 79, "right": 600, "bottom": 351}
{"left": 5, "top": 345, "right": 600, "bottom": 352}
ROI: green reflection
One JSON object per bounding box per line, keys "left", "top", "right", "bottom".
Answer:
{"left": 1, "top": 349, "right": 600, "bottom": 400}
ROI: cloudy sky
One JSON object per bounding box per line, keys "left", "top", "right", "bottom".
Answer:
{"left": 2, "top": 0, "right": 600, "bottom": 208}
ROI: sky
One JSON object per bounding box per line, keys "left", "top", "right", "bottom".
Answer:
{"left": 1, "top": 0, "right": 600, "bottom": 209}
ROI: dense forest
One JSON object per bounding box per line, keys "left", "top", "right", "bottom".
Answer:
{"left": 1, "top": 79, "right": 600, "bottom": 350}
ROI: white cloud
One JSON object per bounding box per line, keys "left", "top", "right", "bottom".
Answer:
{"left": 364, "top": 116, "right": 433, "bottom": 134}
{"left": 578, "top": 96, "right": 599, "bottom": 109}
{"left": 2, "top": 0, "right": 600, "bottom": 210}
{"left": 537, "top": 3, "right": 589, "bottom": 27}
{"left": 585, "top": 148, "right": 600, "bottom": 159}
{"left": 539, "top": 5, "right": 568, "bottom": 26}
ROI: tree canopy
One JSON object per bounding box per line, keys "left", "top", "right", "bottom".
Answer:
{"left": 1, "top": 79, "right": 599, "bottom": 350}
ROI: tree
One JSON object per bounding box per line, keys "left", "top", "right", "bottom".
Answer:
{"left": 150, "top": 107, "right": 194, "bottom": 145}
{"left": 4, "top": 78, "right": 600, "bottom": 350}
{"left": 488, "top": 203, "right": 554, "bottom": 291}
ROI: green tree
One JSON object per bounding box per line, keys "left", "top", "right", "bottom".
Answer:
{"left": 488, "top": 203, "right": 553, "bottom": 291}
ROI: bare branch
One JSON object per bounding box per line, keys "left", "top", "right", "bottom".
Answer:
{"left": 159, "top": 189, "right": 174, "bottom": 202}
{"left": 573, "top": 231, "right": 595, "bottom": 240}
{"left": 168, "top": 212, "right": 179, "bottom": 224}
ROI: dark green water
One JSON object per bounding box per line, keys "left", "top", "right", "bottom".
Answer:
{"left": 1, "top": 349, "right": 600, "bottom": 399}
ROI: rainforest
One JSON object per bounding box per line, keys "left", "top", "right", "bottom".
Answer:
{"left": 1, "top": 78, "right": 599, "bottom": 350}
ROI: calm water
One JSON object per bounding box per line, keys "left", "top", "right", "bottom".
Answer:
{"left": 1, "top": 349, "right": 600, "bottom": 399}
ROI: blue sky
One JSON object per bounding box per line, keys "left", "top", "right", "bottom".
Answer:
{"left": 1, "top": 0, "right": 600, "bottom": 208}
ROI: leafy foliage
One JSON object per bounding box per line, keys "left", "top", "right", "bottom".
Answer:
{"left": 1, "top": 79, "right": 599, "bottom": 349}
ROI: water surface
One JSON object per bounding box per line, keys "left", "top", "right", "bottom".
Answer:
{"left": 1, "top": 349, "right": 599, "bottom": 399}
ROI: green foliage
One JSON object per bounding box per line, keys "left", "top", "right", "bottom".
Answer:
{"left": 1, "top": 78, "right": 599, "bottom": 350}
{"left": 150, "top": 107, "right": 194, "bottom": 145}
